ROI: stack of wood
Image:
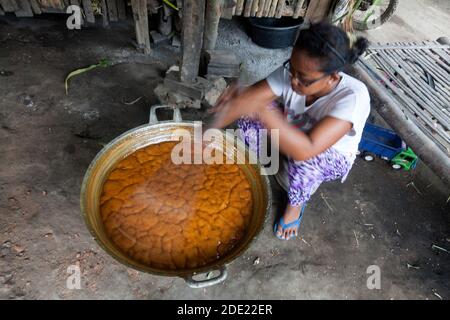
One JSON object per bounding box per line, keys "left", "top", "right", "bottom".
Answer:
{"left": 154, "top": 65, "right": 228, "bottom": 109}
{"left": 229, "top": 0, "right": 308, "bottom": 19}
{"left": 0, "top": 0, "right": 128, "bottom": 26}
{"left": 204, "top": 49, "right": 241, "bottom": 79}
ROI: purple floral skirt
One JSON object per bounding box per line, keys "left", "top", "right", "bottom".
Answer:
{"left": 236, "top": 103, "right": 352, "bottom": 206}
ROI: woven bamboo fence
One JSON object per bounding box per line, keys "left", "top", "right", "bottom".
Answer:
{"left": 0, "top": 0, "right": 314, "bottom": 19}
{"left": 232, "top": 0, "right": 308, "bottom": 18}
{"left": 0, "top": 0, "right": 128, "bottom": 24}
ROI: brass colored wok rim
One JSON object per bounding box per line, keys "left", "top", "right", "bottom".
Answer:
{"left": 80, "top": 120, "right": 272, "bottom": 278}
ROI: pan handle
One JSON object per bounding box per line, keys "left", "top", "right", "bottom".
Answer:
{"left": 149, "top": 105, "right": 183, "bottom": 124}
{"left": 184, "top": 266, "right": 228, "bottom": 288}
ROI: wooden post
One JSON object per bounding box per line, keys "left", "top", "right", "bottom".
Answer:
{"left": 0, "top": 0, "right": 20, "bottom": 12}
{"left": 293, "top": 0, "right": 306, "bottom": 19}
{"left": 305, "top": 0, "right": 333, "bottom": 23}
{"left": 235, "top": 0, "right": 244, "bottom": 15}
{"left": 30, "top": 0, "right": 42, "bottom": 14}
{"left": 131, "top": 0, "right": 151, "bottom": 54}
{"left": 82, "top": 0, "right": 95, "bottom": 23}
{"left": 117, "top": 0, "right": 127, "bottom": 20}
{"left": 0, "top": 0, "right": 17, "bottom": 12}
{"left": 180, "top": 0, "right": 205, "bottom": 82}
{"left": 203, "top": 0, "right": 223, "bottom": 51}
{"left": 275, "top": 0, "right": 284, "bottom": 18}
{"left": 106, "top": 0, "right": 118, "bottom": 22}
{"left": 243, "top": 0, "right": 253, "bottom": 17}
{"left": 15, "top": 0, "right": 34, "bottom": 17}
{"left": 101, "top": 0, "right": 109, "bottom": 26}
{"left": 268, "top": 0, "right": 278, "bottom": 17}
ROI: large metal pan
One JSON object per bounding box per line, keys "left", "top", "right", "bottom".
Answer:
{"left": 80, "top": 105, "right": 272, "bottom": 288}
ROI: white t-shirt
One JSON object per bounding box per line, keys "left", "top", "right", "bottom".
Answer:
{"left": 266, "top": 66, "right": 371, "bottom": 164}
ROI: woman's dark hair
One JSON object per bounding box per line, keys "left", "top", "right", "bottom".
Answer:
{"left": 294, "top": 22, "right": 369, "bottom": 73}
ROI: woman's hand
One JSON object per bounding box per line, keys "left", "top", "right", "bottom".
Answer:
{"left": 208, "top": 80, "right": 277, "bottom": 129}
{"left": 208, "top": 82, "right": 242, "bottom": 115}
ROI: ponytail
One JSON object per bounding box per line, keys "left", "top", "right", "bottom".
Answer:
{"left": 347, "top": 37, "right": 369, "bottom": 64}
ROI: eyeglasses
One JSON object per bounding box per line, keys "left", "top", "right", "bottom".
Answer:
{"left": 283, "top": 60, "right": 330, "bottom": 87}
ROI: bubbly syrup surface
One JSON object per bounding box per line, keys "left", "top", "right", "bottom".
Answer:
{"left": 100, "top": 141, "right": 253, "bottom": 270}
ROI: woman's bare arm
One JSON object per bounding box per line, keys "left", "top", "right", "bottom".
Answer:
{"left": 210, "top": 80, "right": 277, "bottom": 128}
{"left": 211, "top": 80, "right": 352, "bottom": 161}
{"left": 259, "top": 107, "right": 352, "bottom": 161}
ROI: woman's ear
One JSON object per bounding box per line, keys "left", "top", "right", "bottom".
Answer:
{"left": 329, "top": 72, "right": 341, "bottom": 83}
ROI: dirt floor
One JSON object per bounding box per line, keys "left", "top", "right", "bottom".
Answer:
{"left": 0, "top": 2, "right": 449, "bottom": 300}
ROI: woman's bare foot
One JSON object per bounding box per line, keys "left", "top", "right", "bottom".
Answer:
{"left": 276, "top": 203, "right": 304, "bottom": 240}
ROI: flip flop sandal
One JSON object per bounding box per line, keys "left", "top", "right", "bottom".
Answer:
{"left": 273, "top": 205, "right": 306, "bottom": 240}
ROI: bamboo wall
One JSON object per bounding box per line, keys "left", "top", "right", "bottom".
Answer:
{"left": 0, "top": 0, "right": 128, "bottom": 24}
{"left": 0, "top": 0, "right": 313, "bottom": 20}
{"left": 232, "top": 0, "right": 308, "bottom": 19}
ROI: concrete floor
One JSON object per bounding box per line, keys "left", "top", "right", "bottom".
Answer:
{"left": 0, "top": 1, "right": 449, "bottom": 300}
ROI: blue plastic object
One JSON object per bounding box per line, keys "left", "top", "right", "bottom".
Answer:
{"left": 358, "top": 123, "right": 404, "bottom": 160}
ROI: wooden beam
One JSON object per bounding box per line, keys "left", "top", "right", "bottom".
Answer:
{"left": 305, "top": 0, "right": 333, "bottom": 23}
{"left": 262, "top": 0, "right": 271, "bottom": 16}
{"left": 82, "top": 0, "right": 95, "bottom": 23}
{"left": 250, "top": 0, "right": 258, "bottom": 16}
{"left": 30, "top": 0, "right": 42, "bottom": 14}
{"left": 0, "top": 0, "right": 14, "bottom": 12}
{"left": 180, "top": 0, "right": 206, "bottom": 82}
{"left": 203, "top": 0, "right": 223, "bottom": 51}
{"left": 117, "top": 0, "right": 127, "bottom": 20}
{"left": 293, "top": 0, "right": 305, "bottom": 19}
{"left": 101, "top": 0, "right": 109, "bottom": 26}
{"left": 15, "top": 0, "right": 34, "bottom": 17}
{"left": 235, "top": 0, "right": 244, "bottom": 15}
{"left": 221, "top": 0, "right": 234, "bottom": 19}
{"left": 106, "top": 0, "right": 118, "bottom": 22}
{"left": 131, "top": 0, "right": 151, "bottom": 54}
{"left": 275, "top": 0, "right": 284, "bottom": 18}
{"left": 256, "top": 0, "right": 265, "bottom": 17}
{"left": 243, "top": 0, "right": 253, "bottom": 17}
{"left": 268, "top": 0, "right": 278, "bottom": 17}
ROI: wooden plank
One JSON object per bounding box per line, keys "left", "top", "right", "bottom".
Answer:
{"left": 293, "top": 0, "right": 305, "bottom": 19}
{"left": 235, "top": 0, "right": 244, "bottom": 15}
{"left": 180, "top": 0, "right": 205, "bottom": 82}
{"left": 250, "top": 0, "right": 258, "bottom": 16}
{"left": 0, "top": 0, "right": 17, "bottom": 12}
{"left": 203, "top": 0, "right": 222, "bottom": 50}
{"left": 131, "top": 0, "right": 151, "bottom": 54}
{"left": 30, "top": 0, "right": 42, "bottom": 14}
{"left": 221, "top": 0, "right": 234, "bottom": 19}
{"left": 268, "top": 0, "right": 278, "bottom": 17}
{"left": 243, "top": 0, "right": 253, "bottom": 17}
{"left": 101, "top": 0, "right": 109, "bottom": 26}
{"left": 106, "top": 0, "right": 118, "bottom": 22}
{"left": 256, "top": 0, "right": 265, "bottom": 17}
{"left": 15, "top": 0, "right": 34, "bottom": 17}
{"left": 274, "top": 0, "right": 283, "bottom": 18}
{"left": 262, "top": 0, "right": 271, "bottom": 16}
{"left": 117, "top": 0, "right": 127, "bottom": 20}
{"left": 305, "top": 0, "right": 333, "bottom": 22}
{"left": 82, "top": 0, "right": 95, "bottom": 23}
